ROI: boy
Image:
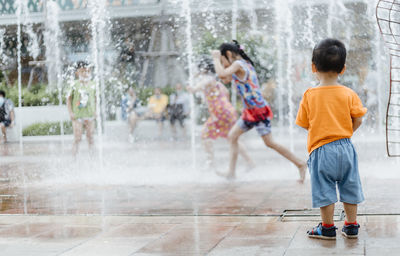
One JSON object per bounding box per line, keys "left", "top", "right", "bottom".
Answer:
{"left": 67, "top": 61, "right": 96, "bottom": 156}
{"left": 296, "top": 39, "right": 367, "bottom": 240}
{"left": 0, "top": 90, "right": 15, "bottom": 143}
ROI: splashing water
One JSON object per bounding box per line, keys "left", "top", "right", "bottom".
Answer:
{"left": 181, "top": 0, "right": 197, "bottom": 170}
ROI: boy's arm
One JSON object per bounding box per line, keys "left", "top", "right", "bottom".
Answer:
{"left": 67, "top": 95, "right": 75, "bottom": 120}
{"left": 295, "top": 93, "right": 309, "bottom": 130}
{"left": 298, "top": 125, "right": 308, "bottom": 131}
{"left": 352, "top": 116, "right": 363, "bottom": 132}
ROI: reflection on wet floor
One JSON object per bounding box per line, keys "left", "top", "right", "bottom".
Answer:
{"left": 0, "top": 132, "right": 399, "bottom": 255}
{"left": 0, "top": 215, "right": 399, "bottom": 255}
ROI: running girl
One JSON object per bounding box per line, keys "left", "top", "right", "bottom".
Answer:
{"left": 187, "top": 57, "right": 254, "bottom": 169}
{"left": 211, "top": 41, "right": 307, "bottom": 181}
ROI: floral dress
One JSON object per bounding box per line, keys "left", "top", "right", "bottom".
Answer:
{"left": 202, "top": 81, "right": 237, "bottom": 139}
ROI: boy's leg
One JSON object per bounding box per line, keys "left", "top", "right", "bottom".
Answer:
{"left": 308, "top": 204, "right": 337, "bottom": 240}
{"left": 321, "top": 204, "right": 335, "bottom": 225}
{"left": 307, "top": 145, "right": 339, "bottom": 239}
{"left": 261, "top": 133, "right": 306, "bottom": 182}
{"left": 343, "top": 202, "right": 357, "bottom": 223}
{"left": 72, "top": 120, "right": 83, "bottom": 156}
{"left": 342, "top": 202, "right": 360, "bottom": 238}
{"left": 85, "top": 119, "right": 95, "bottom": 147}
{"left": 337, "top": 139, "right": 363, "bottom": 238}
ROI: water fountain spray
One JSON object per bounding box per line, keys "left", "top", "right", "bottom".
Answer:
{"left": 284, "top": 0, "right": 295, "bottom": 152}
{"left": 44, "top": 0, "right": 64, "bottom": 141}
{"left": 89, "top": 0, "right": 110, "bottom": 176}
{"left": 231, "top": 0, "right": 238, "bottom": 108}
{"left": 15, "top": 0, "right": 23, "bottom": 152}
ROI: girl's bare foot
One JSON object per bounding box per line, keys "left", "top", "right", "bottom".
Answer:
{"left": 245, "top": 162, "right": 256, "bottom": 172}
{"left": 297, "top": 163, "right": 307, "bottom": 183}
{"left": 206, "top": 159, "right": 216, "bottom": 170}
{"left": 216, "top": 170, "right": 236, "bottom": 180}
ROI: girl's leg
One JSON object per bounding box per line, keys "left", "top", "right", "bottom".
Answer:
{"left": 261, "top": 133, "right": 307, "bottom": 183}
{"left": 238, "top": 142, "right": 255, "bottom": 169}
{"left": 202, "top": 138, "right": 214, "bottom": 167}
{"left": 218, "top": 124, "right": 245, "bottom": 179}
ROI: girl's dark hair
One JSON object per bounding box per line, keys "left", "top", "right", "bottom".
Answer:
{"left": 219, "top": 40, "right": 254, "bottom": 66}
{"left": 197, "top": 56, "right": 215, "bottom": 74}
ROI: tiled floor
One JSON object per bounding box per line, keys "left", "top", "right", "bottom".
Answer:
{"left": 0, "top": 129, "right": 399, "bottom": 255}
{"left": 0, "top": 215, "right": 399, "bottom": 255}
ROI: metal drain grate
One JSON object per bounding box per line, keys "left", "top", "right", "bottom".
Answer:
{"left": 279, "top": 209, "right": 345, "bottom": 222}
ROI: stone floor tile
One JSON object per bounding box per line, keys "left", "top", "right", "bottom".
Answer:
{"left": 136, "top": 223, "right": 236, "bottom": 254}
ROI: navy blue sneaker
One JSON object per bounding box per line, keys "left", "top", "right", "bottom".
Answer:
{"left": 307, "top": 223, "right": 337, "bottom": 240}
{"left": 342, "top": 223, "right": 360, "bottom": 239}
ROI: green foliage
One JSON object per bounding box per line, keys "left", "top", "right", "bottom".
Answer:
{"left": 193, "top": 31, "right": 276, "bottom": 83}
{"left": 22, "top": 121, "right": 73, "bottom": 136}
{"left": 0, "top": 83, "right": 66, "bottom": 106}
{"left": 194, "top": 32, "right": 224, "bottom": 56}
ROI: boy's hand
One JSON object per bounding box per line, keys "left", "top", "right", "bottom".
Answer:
{"left": 352, "top": 117, "right": 363, "bottom": 132}
{"left": 211, "top": 50, "right": 221, "bottom": 59}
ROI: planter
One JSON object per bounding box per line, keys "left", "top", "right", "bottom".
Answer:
{"left": 7, "top": 105, "right": 70, "bottom": 142}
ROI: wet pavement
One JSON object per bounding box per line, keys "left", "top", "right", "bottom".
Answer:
{"left": 0, "top": 123, "right": 399, "bottom": 255}
{"left": 0, "top": 215, "right": 399, "bottom": 255}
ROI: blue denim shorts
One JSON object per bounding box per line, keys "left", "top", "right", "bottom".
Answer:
{"left": 308, "top": 138, "right": 364, "bottom": 208}
{"left": 237, "top": 118, "right": 271, "bottom": 136}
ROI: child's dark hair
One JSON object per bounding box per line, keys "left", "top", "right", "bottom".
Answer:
{"left": 219, "top": 40, "right": 254, "bottom": 66}
{"left": 75, "top": 60, "right": 90, "bottom": 70}
{"left": 312, "top": 38, "right": 346, "bottom": 73}
{"left": 197, "top": 56, "right": 215, "bottom": 74}
{"left": 0, "top": 90, "right": 5, "bottom": 97}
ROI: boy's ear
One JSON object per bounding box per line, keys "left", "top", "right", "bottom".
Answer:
{"left": 311, "top": 63, "right": 317, "bottom": 73}
{"left": 339, "top": 65, "right": 346, "bottom": 75}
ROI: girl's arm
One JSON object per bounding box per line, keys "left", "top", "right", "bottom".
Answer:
{"left": 220, "top": 83, "right": 230, "bottom": 98}
{"left": 211, "top": 50, "right": 241, "bottom": 78}
{"left": 187, "top": 76, "right": 212, "bottom": 93}
{"left": 219, "top": 75, "right": 232, "bottom": 84}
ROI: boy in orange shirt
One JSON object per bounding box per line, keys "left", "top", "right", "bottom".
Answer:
{"left": 296, "top": 39, "right": 367, "bottom": 240}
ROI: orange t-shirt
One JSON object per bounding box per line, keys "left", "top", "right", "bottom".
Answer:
{"left": 295, "top": 85, "right": 367, "bottom": 154}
